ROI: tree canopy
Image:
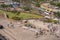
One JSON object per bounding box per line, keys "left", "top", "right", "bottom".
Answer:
{"left": 56, "top": 2, "right": 60, "bottom": 7}
{"left": 54, "top": 12, "right": 60, "bottom": 18}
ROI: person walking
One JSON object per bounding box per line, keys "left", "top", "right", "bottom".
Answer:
{"left": 35, "top": 28, "right": 43, "bottom": 38}
{"left": 35, "top": 32, "right": 39, "bottom": 38}
{"left": 9, "top": 22, "right": 14, "bottom": 28}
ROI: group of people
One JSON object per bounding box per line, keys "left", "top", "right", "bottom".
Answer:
{"left": 35, "top": 23, "right": 59, "bottom": 38}
{"left": 35, "top": 28, "right": 46, "bottom": 38}
{"left": 47, "top": 24, "right": 60, "bottom": 38}
{"left": 48, "top": 24, "right": 56, "bottom": 32}
{"left": 7, "top": 22, "right": 14, "bottom": 28}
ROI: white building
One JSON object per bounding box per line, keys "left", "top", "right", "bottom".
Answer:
{"left": 4, "top": 0, "right": 13, "bottom": 5}
{"left": 0, "top": 0, "right": 4, "bottom": 4}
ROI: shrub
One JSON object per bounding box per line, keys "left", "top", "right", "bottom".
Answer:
{"left": 44, "top": 19, "right": 59, "bottom": 24}
{"left": 54, "top": 12, "right": 60, "bottom": 18}
{"left": 25, "top": 23, "right": 33, "bottom": 28}
{"left": 56, "top": 2, "right": 60, "bottom": 7}
{"left": 1, "top": 4, "right": 13, "bottom": 8}
{"left": 50, "top": 1, "right": 56, "bottom": 5}
{"left": 53, "top": 20, "right": 59, "bottom": 24}
{"left": 11, "top": 10, "right": 20, "bottom": 14}
{"left": 35, "top": 2, "right": 40, "bottom": 7}
{"left": 44, "top": 19, "right": 52, "bottom": 23}
{"left": 12, "top": 16, "right": 21, "bottom": 20}
{"left": 23, "top": 6, "right": 31, "bottom": 11}
{"left": 8, "top": 4, "right": 13, "bottom": 7}
{"left": 6, "top": 15, "right": 9, "bottom": 18}
{"left": 1, "top": 4, "right": 8, "bottom": 8}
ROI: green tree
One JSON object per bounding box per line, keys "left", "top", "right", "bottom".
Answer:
{"left": 1, "top": 4, "right": 8, "bottom": 8}
{"left": 56, "top": 2, "right": 60, "bottom": 7}
{"left": 12, "top": 0, "right": 20, "bottom": 2}
{"left": 12, "top": 16, "right": 22, "bottom": 20}
{"left": 35, "top": 2, "right": 40, "bottom": 7}
{"left": 54, "top": 12, "right": 60, "bottom": 18}
{"left": 50, "top": 1, "right": 56, "bottom": 5}
{"left": 1, "top": 4, "right": 12, "bottom": 8}
{"left": 23, "top": 6, "right": 31, "bottom": 11}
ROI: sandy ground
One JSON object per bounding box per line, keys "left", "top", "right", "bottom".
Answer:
{"left": 0, "top": 19, "right": 60, "bottom": 40}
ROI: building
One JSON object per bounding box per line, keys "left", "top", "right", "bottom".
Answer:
{"left": 4, "top": 0, "right": 13, "bottom": 5}
{"left": 0, "top": 0, "right": 4, "bottom": 5}
{"left": 0, "top": 0, "right": 13, "bottom": 5}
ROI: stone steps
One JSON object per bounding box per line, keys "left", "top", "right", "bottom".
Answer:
{"left": 0, "top": 30, "right": 15, "bottom": 40}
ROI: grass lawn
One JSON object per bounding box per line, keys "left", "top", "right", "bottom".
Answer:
{"left": 18, "top": 13, "right": 43, "bottom": 19}
{"left": 0, "top": 10, "right": 44, "bottom": 20}
{"left": 0, "top": 10, "right": 4, "bottom": 16}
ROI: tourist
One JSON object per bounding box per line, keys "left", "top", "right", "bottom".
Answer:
{"left": 35, "top": 28, "right": 41, "bottom": 38}
{"left": 38, "top": 28, "right": 44, "bottom": 35}
{"left": 35, "top": 32, "right": 39, "bottom": 38}
{"left": 9, "top": 22, "right": 14, "bottom": 28}
{"left": 47, "top": 24, "right": 53, "bottom": 32}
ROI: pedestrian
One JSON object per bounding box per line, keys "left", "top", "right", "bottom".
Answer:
{"left": 7, "top": 22, "right": 11, "bottom": 27}
{"left": 7, "top": 23, "right": 9, "bottom": 27}
{"left": 10, "top": 22, "right": 14, "bottom": 28}
{"left": 38, "top": 28, "right": 43, "bottom": 35}
{"left": 35, "top": 32, "right": 39, "bottom": 38}
{"left": 52, "top": 27, "right": 56, "bottom": 32}
{"left": 39, "top": 30, "right": 43, "bottom": 35}
{"left": 47, "top": 24, "right": 53, "bottom": 32}
{"left": 35, "top": 28, "right": 41, "bottom": 38}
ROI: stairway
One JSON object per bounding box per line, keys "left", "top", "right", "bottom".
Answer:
{"left": 0, "top": 26, "right": 17, "bottom": 40}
